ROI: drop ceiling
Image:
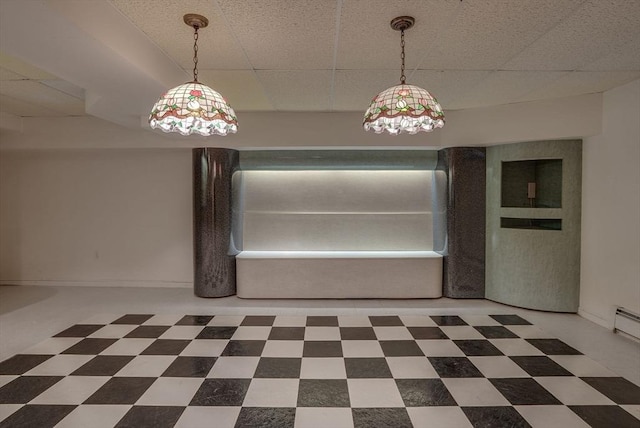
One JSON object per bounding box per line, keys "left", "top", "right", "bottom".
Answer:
{"left": 0, "top": 0, "right": 638, "bottom": 129}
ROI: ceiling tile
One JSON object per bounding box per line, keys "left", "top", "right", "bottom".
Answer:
{"left": 503, "top": 0, "right": 640, "bottom": 71}
{"left": 111, "top": 0, "right": 251, "bottom": 70}
{"left": 0, "top": 94, "right": 67, "bottom": 117}
{"left": 517, "top": 71, "right": 640, "bottom": 103}
{"left": 333, "top": 70, "right": 399, "bottom": 111}
{"left": 0, "top": 80, "right": 85, "bottom": 115}
{"left": 196, "top": 69, "right": 273, "bottom": 111}
{"left": 451, "top": 71, "right": 570, "bottom": 109}
{"left": 580, "top": 39, "right": 640, "bottom": 71}
{"left": 216, "top": 0, "right": 337, "bottom": 70}
{"left": 336, "top": 0, "right": 460, "bottom": 70}
{"left": 256, "top": 70, "right": 332, "bottom": 110}
{"left": 408, "top": 70, "right": 492, "bottom": 109}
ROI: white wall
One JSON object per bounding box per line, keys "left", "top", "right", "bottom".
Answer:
{"left": 580, "top": 79, "right": 640, "bottom": 328}
{"left": 0, "top": 149, "right": 193, "bottom": 287}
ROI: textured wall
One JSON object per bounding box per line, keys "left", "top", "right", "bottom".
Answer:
{"left": 437, "top": 147, "right": 486, "bottom": 298}
{"left": 193, "top": 148, "right": 239, "bottom": 297}
{"left": 486, "top": 140, "right": 582, "bottom": 312}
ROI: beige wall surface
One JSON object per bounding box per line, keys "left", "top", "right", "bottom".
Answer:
{"left": 580, "top": 79, "right": 640, "bottom": 328}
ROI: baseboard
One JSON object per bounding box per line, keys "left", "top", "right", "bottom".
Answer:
{"left": 0, "top": 280, "right": 192, "bottom": 288}
{"left": 578, "top": 307, "right": 613, "bottom": 330}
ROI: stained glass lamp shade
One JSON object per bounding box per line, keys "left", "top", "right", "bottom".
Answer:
{"left": 149, "top": 82, "right": 237, "bottom": 136}
{"left": 149, "top": 14, "right": 237, "bottom": 137}
{"left": 363, "top": 16, "right": 445, "bottom": 135}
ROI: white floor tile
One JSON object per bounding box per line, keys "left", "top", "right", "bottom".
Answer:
{"left": 416, "top": 340, "right": 465, "bottom": 357}
{"left": 208, "top": 316, "right": 245, "bottom": 326}
{"left": 25, "top": 354, "right": 93, "bottom": 376}
{"left": 0, "top": 404, "right": 22, "bottom": 421}
{"left": 30, "top": 376, "right": 109, "bottom": 404}
{"left": 373, "top": 326, "right": 413, "bottom": 340}
{"left": 621, "top": 405, "right": 640, "bottom": 420}
{"left": 347, "top": 379, "right": 405, "bottom": 407}
{"left": 440, "top": 326, "right": 485, "bottom": 340}
{"left": 136, "top": 377, "right": 203, "bottom": 405}
{"left": 515, "top": 405, "right": 591, "bottom": 428}
{"left": 0, "top": 376, "right": 17, "bottom": 389}
{"left": 88, "top": 324, "right": 137, "bottom": 338}
{"left": 242, "top": 378, "right": 299, "bottom": 407}
{"left": 160, "top": 326, "right": 206, "bottom": 340}
{"left": 295, "top": 407, "right": 354, "bottom": 428}
{"left": 341, "top": 341, "right": 384, "bottom": 357}
{"left": 407, "top": 407, "right": 473, "bottom": 428}
{"left": 337, "top": 316, "right": 372, "bottom": 327}
{"left": 261, "top": 340, "right": 304, "bottom": 357}
{"left": 468, "top": 356, "right": 530, "bottom": 378}
{"left": 56, "top": 405, "right": 132, "bottom": 428}
{"left": 460, "top": 315, "right": 502, "bottom": 326}
{"left": 78, "top": 314, "right": 122, "bottom": 324}
{"left": 506, "top": 325, "right": 553, "bottom": 339}
{"left": 399, "top": 315, "right": 437, "bottom": 327}
{"left": 300, "top": 358, "right": 346, "bottom": 379}
{"left": 114, "top": 355, "right": 175, "bottom": 377}
{"left": 180, "top": 339, "right": 229, "bottom": 357}
{"left": 175, "top": 406, "right": 241, "bottom": 428}
{"left": 442, "top": 378, "right": 511, "bottom": 406}
{"left": 490, "top": 338, "right": 545, "bottom": 356}
{"left": 548, "top": 355, "right": 618, "bottom": 377}
{"left": 23, "top": 337, "right": 82, "bottom": 355}
{"left": 534, "top": 377, "right": 616, "bottom": 405}
{"left": 100, "top": 338, "right": 155, "bottom": 355}
{"left": 208, "top": 357, "right": 259, "bottom": 378}
{"left": 304, "top": 327, "right": 341, "bottom": 341}
{"left": 386, "top": 356, "right": 439, "bottom": 378}
{"left": 143, "top": 314, "right": 183, "bottom": 325}
{"left": 273, "top": 316, "right": 307, "bottom": 327}
{"left": 231, "top": 326, "right": 272, "bottom": 340}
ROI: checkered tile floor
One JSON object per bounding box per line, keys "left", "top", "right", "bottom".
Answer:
{"left": 1, "top": 314, "right": 639, "bottom": 428}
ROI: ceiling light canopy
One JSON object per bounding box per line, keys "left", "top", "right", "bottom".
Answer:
{"left": 149, "top": 14, "right": 238, "bottom": 137}
{"left": 363, "top": 16, "right": 445, "bottom": 135}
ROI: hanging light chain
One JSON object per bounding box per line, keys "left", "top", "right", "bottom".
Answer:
{"left": 192, "top": 25, "right": 200, "bottom": 82}
{"left": 400, "top": 28, "right": 406, "bottom": 85}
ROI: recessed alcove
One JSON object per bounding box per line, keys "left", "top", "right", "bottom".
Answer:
{"left": 501, "top": 159, "right": 562, "bottom": 208}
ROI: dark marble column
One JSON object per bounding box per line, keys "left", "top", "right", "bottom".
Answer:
{"left": 437, "top": 147, "right": 486, "bottom": 298}
{"left": 193, "top": 148, "right": 239, "bottom": 297}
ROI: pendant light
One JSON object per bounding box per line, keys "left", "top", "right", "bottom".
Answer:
{"left": 363, "top": 16, "right": 445, "bottom": 135}
{"left": 149, "top": 14, "right": 238, "bottom": 136}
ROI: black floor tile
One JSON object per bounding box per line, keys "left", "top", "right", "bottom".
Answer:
{"left": 54, "top": 324, "right": 104, "bottom": 337}
{"left": 380, "top": 340, "right": 424, "bottom": 357}
{"left": 0, "top": 376, "right": 63, "bottom": 404}
{"left": 297, "top": 379, "right": 350, "bottom": 407}
{"left": 510, "top": 356, "right": 573, "bottom": 376}
{"left": 161, "top": 356, "right": 217, "bottom": 377}
{"left": 0, "top": 354, "right": 53, "bottom": 375}
{"left": 581, "top": 377, "right": 640, "bottom": 404}
{"left": 140, "top": 339, "right": 191, "bottom": 356}
{"left": 474, "top": 326, "right": 519, "bottom": 339}
{"left": 428, "top": 357, "right": 483, "bottom": 378}
{"left": 490, "top": 378, "right": 562, "bottom": 405}
{"left": 462, "top": 406, "right": 531, "bottom": 428}
{"left": 569, "top": 405, "right": 640, "bottom": 428}
{"left": 352, "top": 408, "right": 413, "bottom": 428}
{"left": 235, "top": 407, "right": 295, "bottom": 428}
{"left": 303, "top": 341, "right": 343, "bottom": 357}
{"left": 268, "top": 327, "right": 306, "bottom": 341}
{"left": 306, "top": 316, "right": 339, "bottom": 326}
{"left": 61, "top": 338, "right": 118, "bottom": 355}
{"left": 430, "top": 315, "right": 468, "bottom": 326}
{"left": 407, "top": 326, "right": 448, "bottom": 340}
{"left": 454, "top": 340, "right": 504, "bottom": 356}
{"left": 83, "top": 377, "right": 155, "bottom": 404}
{"left": 490, "top": 315, "right": 532, "bottom": 325}
{"left": 221, "top": 340, "right": 266, "bottom": 357}
{"left": 176, "top": 315, "right": 214, "bottom": 326}
{"left": 369, "top": 316, "right": 403, "bottom": 326}
{"left": 124, "top": 325, "right": 170, "bottom": 338}
{"left": 345, "top": 358, "right": 392, "bottom": 378}
{"left": 71, "top": 355, "right": 134, "bottom": 376}
{"left": 195, "top": 326, "right": 237, "bottom": 340}
{"left": 340, "top": 327, "right": 377, "bottom": 340}
{"left": 115, "top": 405, "right": 185, "bottom": 428}
{"left": 190, "top": 378, "right": 251, "bottom": 406}
{"left": 526, "top": 339, "right": 582, "bottom": 355}
{"left": 111, "top": 314, "right": 154, "bottom": 325}
{"left": 254, "top": 357, "right": 301, "bottom": 378}
{"left": 241, "top": 316, "right": 276, "bottom": 326}
{"left": 0, "top": 404, "right": 76, "bottom": 428}
{"left": 396, "top": 378, "right": 457, "bottom": 407}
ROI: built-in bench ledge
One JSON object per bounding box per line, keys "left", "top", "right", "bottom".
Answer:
{"left": 236, "top": 250, "right": 443, "bottom": 299}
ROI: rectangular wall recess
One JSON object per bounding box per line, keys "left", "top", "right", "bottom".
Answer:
{"left": 500, "top": 217, "right": 562, "bottom": 230}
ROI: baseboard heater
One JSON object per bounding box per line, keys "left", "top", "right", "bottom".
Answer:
{"left": 614, "top": 307, "right": 640, "bottom": 340}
